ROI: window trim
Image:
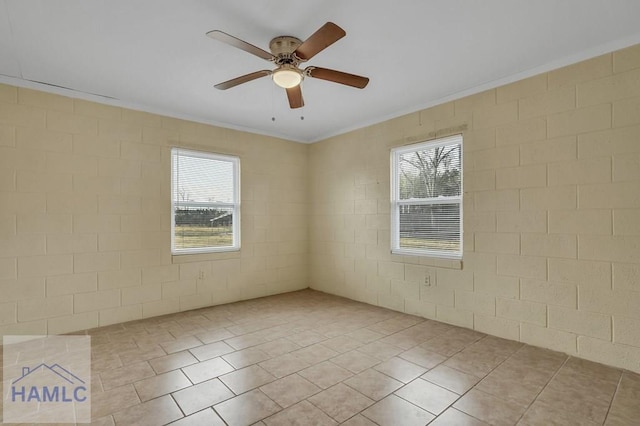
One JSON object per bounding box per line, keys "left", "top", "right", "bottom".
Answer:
{"left": 390, "top": 134, "right": 463, "bottom": 259}
{"left": 171, "top": 147, "right": 240, "bottom": 255}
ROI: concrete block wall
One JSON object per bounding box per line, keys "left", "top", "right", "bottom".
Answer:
{"left": 0, "top": 87, "right": 309, "bottom": 336}
{"left": 1, "top": 42, "right": 639, "bottom": 374}
{"left": 308, "top": 43, "right": 640, "bottom": 373}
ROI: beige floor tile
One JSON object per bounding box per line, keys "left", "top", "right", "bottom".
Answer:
{"left": 260, "top": 374, "right": 321, "bottom": 408}
{"left": 200, "top": 317, "right": 235, "bottom": 329}
{"left": 379, "top": 332, "right": 425, "bottom": 350}
{"left": 399, "top": 346, "right": 447, "bottom": 369}
{"left": 535, "top": 368, "right": 618, "bottom": 424}
{"left": 117, "top": 344, "right": 166, "bottom": 365}
{"left": 225, "top": 334, "right": 269, "bottom": 350}
{"left": 361, "top": 394, "right": 435, "bottom": 426}
{"left": 331, "top": 350, "right": 380, "bottom": 373}
{"left": 477, "top": 335, "right": 524, "bottom": 355}
{"left": 368, "top": 318, "right": 420, "bottom": 335}
{"left": 91, "top": 350, "right": 123, "bottom": 373}
{"left": 444, "top": 349, "right": 509, "bottom": 378}
{"left": 172, "top": 378, "right": 234, "bottom": 415}
{"left": 298, "top": 361, "right": 354, "bottom": 389}
{"left": 399, "top": 320, "right": 452, "bottom": 341}
{"left": 321, "top": 335, "right": 364, "bottom": 353}
{"left": 112, "top": 395, "right": 182, "bottom": 425}
{"left": 214, "top": 389, "right": 281, "bottom": 426}
{"left": 421, "top": 364, "right": 480, "bottom": 395}
{"left": 454, "top": 389, "right": 527, "bottom": 426}
{"left": 519, "top": 401, "right": 600, "bottom": 426}
{"left": 220, "top": 364, "right": 276, "bottom": 395}
{"left": 160, "top": 335, "right": 202, "bottom": 354}
{"left": 344, "top": 369, "right": 403, "bottom": 400}
{"left": 507, "top": 345, "right": 567, "bottom": 372}
{"left": 181, "top": 356, "right": 234, "bottom": 383}
{"left": 291, "top": 343, "right": 339, "bottom": 364}
{"left": 259, "top": 323, "right": 302, "bottom": 341}
{"left": 475, "top": 362, "right": 552, "bottom": 405}
{"left": 91, "top": 384, "right": 140, "bottom": 419}
{"left": 222, "top": 347, "right": 271, "bottom": 369}
{"left": 195, "top": 328, "right": 235, "bottom": 344}
{"left": 90, "top": 414, "right": 115, "bottom": 425}
{"left": 395, "top": 378, "right": 459, "bottom": 415}
{"left": 287, "top": 330, "right": 327, "bottom": 347}
{"left": 133, "top": 369, "right": 191, "bottom": 401}
{"left": 346, "top": 329, "right": 385, "bottom": 343}
{"left": 148, "top": 350, "right": 198, "bottom": 374}
{"left": 133, "top": 329, "right": 175, "bottom": 346}
{"left": 605, "top": 411, "right": 640, "bottom": 426}
{"left": 606, "top": 371, "right": 640, "bottom": 423}
{"left": 99, "top": 361, "right": 155, "bottom": 390}
{"left": 429, "top": 408, "right": 488, "bottom": 425}
{"left": 340, "top": 414, "right": 377, "bottom": 425}
{"left": 76, "top": 289, "right": 631, "bottom": 426}
{"left": 259, "top": 353, "right": 311, "bottom": 378}
{"left": 357, "top": 341, "right": 404, "bottom": 361}
{"left": 421, "top": 329, "right": 485, "bottom": 357}
{"left": 189, "top": 340, "right": 235, "bottom": 361}
{"left": 562, "top": 356, "right": 622, "bottom": 384}
{"left": 169, "top": 408, "right": 225, "bottom": 426}
{"left": 535, "top": 385, "right": 612, "bottom": 424}
{"left": 374, "top": 356, "right": 427, "bottom": 383}
{"left": 307, "top": 383, "right": 374, "bottom": 423}
{"left": 263, "top": 400, "right": 337, "bottom": 425}
{"left": 256, "top": 338, "right": 302, "bottom": 357}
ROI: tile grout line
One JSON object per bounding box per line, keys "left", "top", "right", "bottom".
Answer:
{"left": 602, "top": 371, "right": 624, "bottom": 424}
{"left": 513, "top": 354, "right": 570, "bottom": 424}
{"left": 439, "top": 335, "right": 529, "bottom": 424}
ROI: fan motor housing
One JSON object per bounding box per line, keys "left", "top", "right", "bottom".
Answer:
{"left": 270, "top": 36, "right": 302, "bottom": 65}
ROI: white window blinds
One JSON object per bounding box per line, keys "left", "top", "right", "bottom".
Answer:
{"left": 171, "top": 148, "right": 240, "bottom": 254}
{"left": 391, "top": 135, "right": 463, "bottom": 259}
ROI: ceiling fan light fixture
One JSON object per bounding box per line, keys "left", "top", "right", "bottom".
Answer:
{"left": 272, "top": 66, "right": 303, "bottom": 88}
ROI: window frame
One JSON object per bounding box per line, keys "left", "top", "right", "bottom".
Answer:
{"left": 171, "top": 147, "right": 240, "bottom": 255}
{"left": 390, "top": 134, "right": 463, "bottom": 259}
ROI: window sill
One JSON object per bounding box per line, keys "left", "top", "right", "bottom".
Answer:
{"left": 392, "top": 251, "right": 463, "bottom": 270}
{"left": 172, "top": 249, "right": 241, "bottom": 264}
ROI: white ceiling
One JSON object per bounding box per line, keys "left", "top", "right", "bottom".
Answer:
{"left": 2, "top": 1, "right": 640, "bottom": 143}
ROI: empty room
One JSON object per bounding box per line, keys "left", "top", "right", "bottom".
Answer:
{"left": 1, "top": 1, "right": 640, "bottom": 425}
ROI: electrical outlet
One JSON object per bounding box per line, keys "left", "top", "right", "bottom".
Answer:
{"left": 198, "top": 270, "right": 205, "bottom": 280}
{"left": 424, "top": 275, "right": 431, "bottom": 286}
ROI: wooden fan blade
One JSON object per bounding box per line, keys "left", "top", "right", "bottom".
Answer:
{"left": 207, "top": 30, "right": 275, "bottom": 61}
{"left": 286, "top": 85, "right": 304, "bottom": 109}
{"left": 306, "top": 67, "right": 369, "bottom": 89}
{"left": 294, "top": 22, "right": 346, "bottom": 61}
{"left": 214, "top": 70, "right": 272, "bottom": 90}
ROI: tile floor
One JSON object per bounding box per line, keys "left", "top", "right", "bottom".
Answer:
{"left": 10, "top": 289, "right": 640, "bottom": 425}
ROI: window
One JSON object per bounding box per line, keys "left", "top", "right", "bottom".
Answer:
{"left": 391, "top": 135, "right": 462, "bottom": 259}
{"left": 171, "top": 148, "right": 240, "bottom": 254}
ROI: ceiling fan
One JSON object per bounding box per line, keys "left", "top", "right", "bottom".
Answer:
{"left": 206, "top": 22, "right": 369, "bottom": 109}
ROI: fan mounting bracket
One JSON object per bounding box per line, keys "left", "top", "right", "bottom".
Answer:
{"left": 269, "top": 36, "right": 303, "bottom": 65}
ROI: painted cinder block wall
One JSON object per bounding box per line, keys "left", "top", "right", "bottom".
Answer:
{"left": 0, "top": 42, "right": 639, "bottom": 374}
{"left": 0, "top": 88, "right": 309, "bottom": 336}
{"left": 309, "top": 43, "right": 640, "bottom": 373}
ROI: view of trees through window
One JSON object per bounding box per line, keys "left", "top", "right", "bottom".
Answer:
{"left": 398, "top": 144, "right": 462, "bottom": 199}
{"left": 393, "top": 137, "right": 462, "bottom": 257}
